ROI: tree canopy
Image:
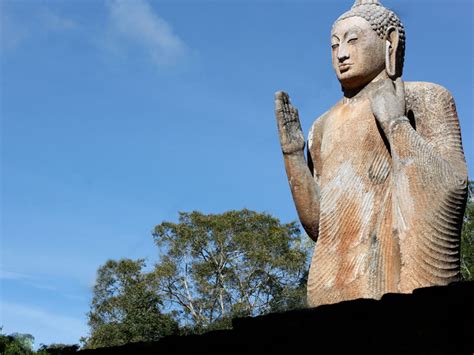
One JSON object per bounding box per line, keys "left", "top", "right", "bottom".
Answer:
{"left": 151, "top": 209, "right": 310, "bottom": 330}
{"left": 0, "top": 330, "right": 41, "bottom": 355}
{"left": 82, "top": 209, "right": 311, "bottom": 348}
{"left": 81, "top": 259, "right": 178, "bottom": 349}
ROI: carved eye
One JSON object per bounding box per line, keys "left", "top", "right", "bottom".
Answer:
{"left": 331, "top": 44, "right": 339, "bottom": 49}
{"left": 348, "top": 38, "right": 358, "bottom": 44}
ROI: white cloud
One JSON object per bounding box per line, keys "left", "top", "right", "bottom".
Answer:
{"left": 39, "top": 9, "right": 79, "bottom": 31}
{"left": 0, "top": 270, "right": 32, "bottom": 280}
{"left": 106, "top": 0, "right": 187, "bottom": 67}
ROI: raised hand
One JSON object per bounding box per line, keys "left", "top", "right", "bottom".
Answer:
{"left": 370, "top": 77, "right": 407, "bottom": 133}
{"left": 274, "top": 91, "right": 305, "bottom": 155}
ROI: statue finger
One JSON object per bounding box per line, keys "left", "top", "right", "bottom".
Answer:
{"left": 394, "top": 77, "right": 405, "bottom": 97}
{"left": 274, "top": 91, "right": 287, "bottom": 101}
{"left": 375, "top": 79, "right": 392, "bottom": 97}
{"left": 382, "top": 78, "right": 394, "bottom": 91}
{"left": 275, "top": 91, "right": 290, "bottom": 105}
{"left": 274, "top": 91, "right": 288, "bottom": 118}
{"left": 275, "top": 95, "right": 284, "bottom": 114}
{"left": 290, "top": 106, "right": 300, "bottom": 124}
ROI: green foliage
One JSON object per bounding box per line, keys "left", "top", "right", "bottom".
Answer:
{"left": 0, "top": 328, "right": 80, "bottom": 354}
{"left": 152, "top": 209, "right": 310, "bottom": 331}
{"left": 0, "top": 329, "right": 35, "bottom": 355}
{"left": 82, "top": 259, "right": 178, "bottom": 349}
{"left": 461, "top": 181, "right": 474, "bottom": 281}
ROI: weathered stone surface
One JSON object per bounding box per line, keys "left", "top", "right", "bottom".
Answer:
{"left": 275, "top": 0, "right": 468, "bottom": 307}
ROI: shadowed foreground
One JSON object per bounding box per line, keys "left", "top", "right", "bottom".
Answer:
{"left": 79, "top": 282, "right": 473, "bottom": 354}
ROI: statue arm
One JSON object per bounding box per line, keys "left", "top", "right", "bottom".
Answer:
{"left": 275, "top": 92, "right": 321, "bottom": 242}
{"left": 388, "top": 99, "right": 467, "bottom": 186}
{"left": 282, "top": 141, "right": 321, "bottom": 242}
{"left": 377, "top": 82, "right": 468, "bottom": 290}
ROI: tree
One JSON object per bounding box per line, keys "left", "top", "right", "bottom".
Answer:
{"left": 0, "top": 329, "right": 35, "bottom": 355}
{"left": 461, "top": 181, "right": 474, "bottom": 281}
{"left": 82, "top": 259, "right": 178, "bottom": 349}
{"left": 151, "top": 209, "right": 309, "bottom": 331}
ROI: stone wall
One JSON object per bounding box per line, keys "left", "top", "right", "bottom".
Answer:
{"left": 79, "top": 282, "right": 473, "bottom": 354}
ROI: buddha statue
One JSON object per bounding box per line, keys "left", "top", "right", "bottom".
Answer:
{"left": 274, "top": 0, "right": 468, "bottom": 307}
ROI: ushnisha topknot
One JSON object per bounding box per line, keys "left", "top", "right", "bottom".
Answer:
{"left": 352, "top": 0, "right": 382, "bottom": 7}
{"left": 335, "top": 0, "right": 406, "bottom": 74}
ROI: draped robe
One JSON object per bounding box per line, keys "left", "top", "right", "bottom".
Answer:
{"left": 306, "top": 81, "right": 468, "bottom": 307}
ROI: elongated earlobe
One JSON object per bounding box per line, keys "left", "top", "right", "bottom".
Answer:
{"left": 385, "top": 26, "right": 400, "bottom": 79}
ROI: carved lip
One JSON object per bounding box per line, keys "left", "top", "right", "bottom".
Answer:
{"left": 339, "top": 63, "right": 352, "bottom": 71}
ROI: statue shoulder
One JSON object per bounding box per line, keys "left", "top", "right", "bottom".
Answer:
{"left": 308, "top": 107, "right": 335, "bottom": 150}
{"left": 404, "top": 81, "right": 456, "bottom": 109}
{"left": 404, "top": 81, "right": 458, "bottom": 130}
{"left": 404, "top": 81, "right": 452, "bottom": 93}
{"left": 404, "top": 81, "right": 466, "bottom": 176}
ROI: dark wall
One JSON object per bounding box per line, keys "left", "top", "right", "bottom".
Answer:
{"left": 79, "top": 282, "right": 474, "bottom": 355}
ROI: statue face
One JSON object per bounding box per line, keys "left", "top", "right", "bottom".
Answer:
{"left": 331, "top": 16, "right": 386, "bottom": 90}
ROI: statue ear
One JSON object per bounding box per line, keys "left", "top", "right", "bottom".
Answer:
{"left": 385, "top": 26, "right": 400, "bottom": 78}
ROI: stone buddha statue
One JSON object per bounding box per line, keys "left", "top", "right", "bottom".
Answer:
{"left": 275, "top": 0, "right": 468, "bottom": 307}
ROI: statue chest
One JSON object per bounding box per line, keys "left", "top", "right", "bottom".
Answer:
{"left": 319, "top": 100, "right": 391, "bottom": 186}
{"left": 312, "top": 100, "right": 396, "bottom": 296}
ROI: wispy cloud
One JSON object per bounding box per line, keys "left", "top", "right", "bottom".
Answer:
{"left": 0, "top": 270, "right": 32, "bottom": 280}
{"left": 1, "top": 269, "right": 90, "bottom": 301}
{"left": 39, "top": 9, "right": 79, "bottom": 31}
{"left": 1, "top": 1, "right": 186, "bottom": 67}
{"left": 1, "top": 302, "right": 87, "bottom": 347}
{"left": 105, "top": 0, "right": 187, "bottom": 67}
{"left": 0, "top": 11, "right": 30, "bottom": 51}
{"left": 0, "top": 7, "right": 79, "bottom": 53}
{"left": 1, "top": 269, "right": 61, "bottom": 293}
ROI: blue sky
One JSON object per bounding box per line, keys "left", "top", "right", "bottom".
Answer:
{"left": 1, "top": 0, "right": 472, "bottom": 348}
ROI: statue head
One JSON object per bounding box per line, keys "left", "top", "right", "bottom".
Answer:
{"left": 331, "top": 0, "right": 405, "bottom": 90}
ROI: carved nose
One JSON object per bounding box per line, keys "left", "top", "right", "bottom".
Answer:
{"left": 338, "top": 52, "right": 349, "bottom": 62}
{"left": 337, "top": 43, "right": 350, "bottom": 62}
